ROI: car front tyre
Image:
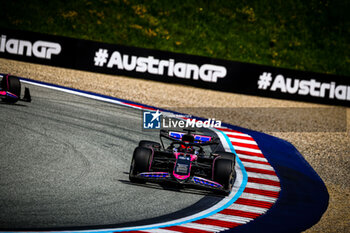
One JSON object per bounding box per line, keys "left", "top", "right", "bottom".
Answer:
{"left": 1, "top": 75, "right": 21, "bottom": 103}
{"left": 129, "top": 147, "right": 153, "bottom": 183}
{"left": 213, "top": 158, "right": 234, "bottom": 194}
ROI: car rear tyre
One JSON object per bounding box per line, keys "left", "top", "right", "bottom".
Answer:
{"left": 139, "top": 140, "right": 161, "bottom": 149}
{"left": 216, "top": 151, "right": 236, "bottom": 163}
{"left": 1, "top": 75, "right": 21, "bottom": 103}
{"left": 129, "top": 147, "right": 153, "bottom": 183}
{"left": 213, "top": 158, "right": 234, "bottom": 193}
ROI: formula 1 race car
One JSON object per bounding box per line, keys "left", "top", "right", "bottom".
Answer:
{"left": 0, "top": 74, "right": 31, "bottom": 103}
{"left": 129, "top": 129, "right": 236, "bottom": 195}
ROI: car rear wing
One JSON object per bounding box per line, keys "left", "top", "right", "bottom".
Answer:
{"left": 159, "top": 129, "right": 220, "bottom": 149}
{"left": 169, "top": 131, "right": 212, "bottom": 143}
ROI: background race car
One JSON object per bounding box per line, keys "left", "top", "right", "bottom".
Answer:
{"left": 0, "top": 74, "right": 31, "bottom": 103}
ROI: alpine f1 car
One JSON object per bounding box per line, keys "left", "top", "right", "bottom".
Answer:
{"left": 0, "top": 74, "right": 31, "bottom": 103}
{"left": 129, "top": 129, "right": 236, "bottom": 195}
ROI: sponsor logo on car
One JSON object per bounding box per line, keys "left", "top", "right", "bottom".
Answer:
{"left": 94, "top": 48, "right": 227, "bottom": 83}
{"left": 258, "top": 72, "right": 350, "bottom": 101}
{"left": 0, "top": 35, "right": 61, "bottom": 59}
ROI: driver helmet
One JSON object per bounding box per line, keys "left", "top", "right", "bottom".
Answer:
{"left": 179, "top": 134, "right": 195, "bottom": 153}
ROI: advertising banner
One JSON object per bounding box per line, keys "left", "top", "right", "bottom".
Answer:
{"left": 1, "top": 28, "right": 349, "bottom": 106}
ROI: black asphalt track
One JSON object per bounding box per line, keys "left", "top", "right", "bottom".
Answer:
{"left": 0, "top": 83, "right": 222, "bottom": 230}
